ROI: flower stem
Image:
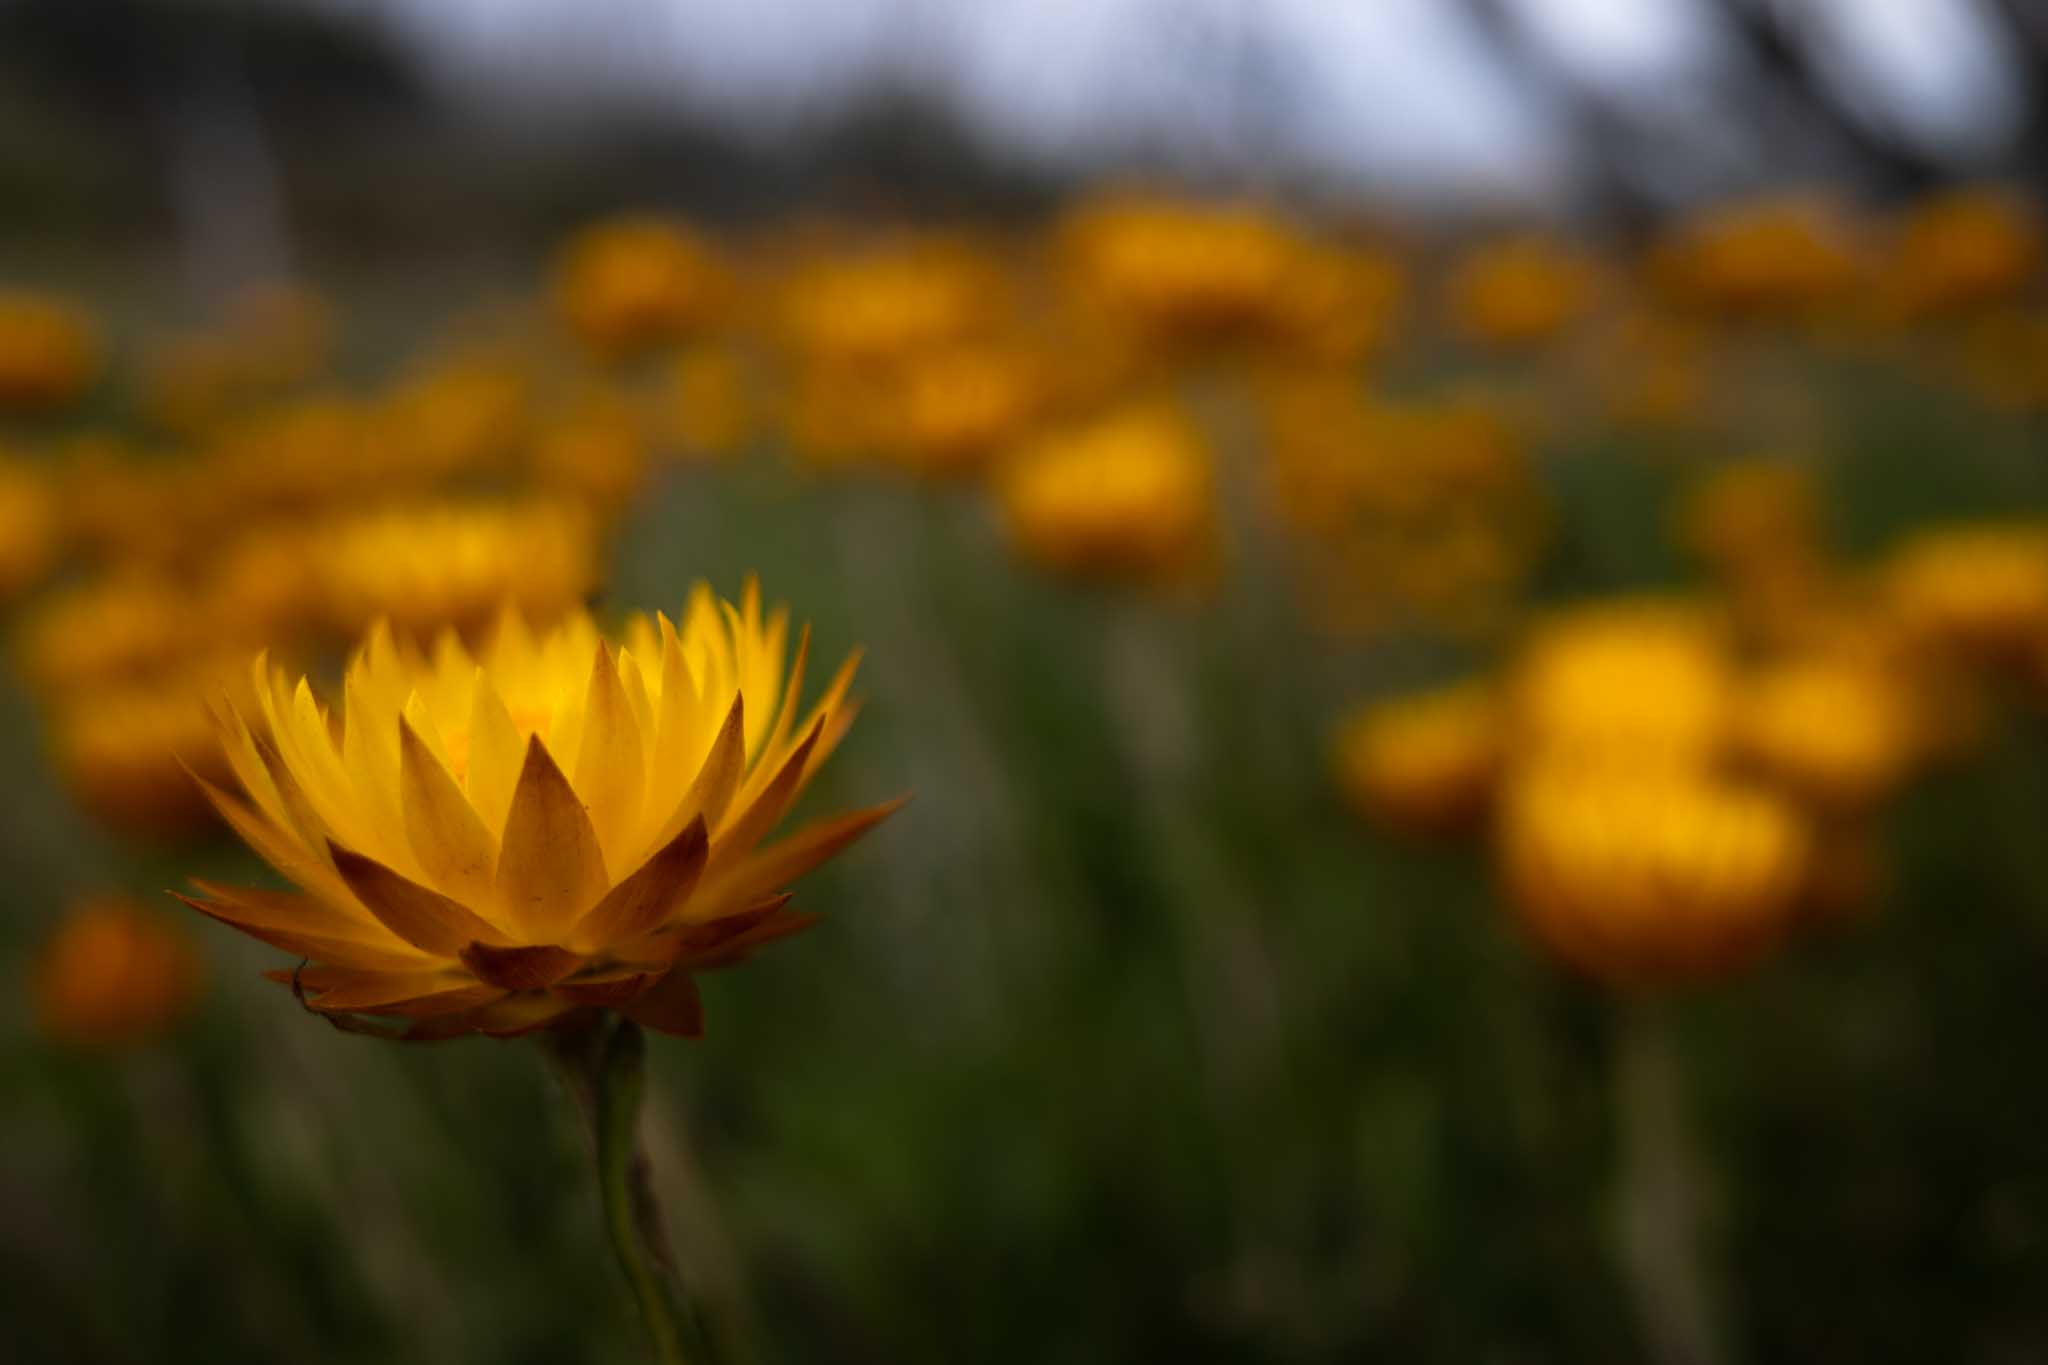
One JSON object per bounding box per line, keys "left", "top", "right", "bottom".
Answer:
{"left": 544, "top": 1017, "right": 704, "bottom": 1365}
{"left": 1609, "top": 999, "right": 1729, "bottom": 1365}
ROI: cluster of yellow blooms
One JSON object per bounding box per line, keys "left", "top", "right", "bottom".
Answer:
{"left": 3, "top": 180, "right": 2043, "bottom": 1045}
{"left": 1335, "top": 459, "right": 2048, "bottom": 986}
{"left": 1262, "top": 379, "right": 1545, "bottom": 636}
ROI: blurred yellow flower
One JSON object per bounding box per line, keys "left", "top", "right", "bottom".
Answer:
{"left": 16, "top": 576, "right": 207, "bottom": 692}
{"left": 1735, "top": 654, "right": 1918, "bottom": 811}
{"left": 308, "top": 499, "right": 600, "bottom": 640}
{"left": 780, "top": 238, "right": 1003, "bottom": 367}
{"left": 1446, "top": 234, "right": 1596, "bottom": 349}
{"left": 1266, "top": 241, "right": 1406, "bottom": 363}
{"left": 1652, "top": 195, "right": 1863, "bottom": 322}
{"left": 378, "top": 359, "right": 532, "bottom": 483}
{"left": 1510, "top": 601, "right": 1734, "bottom": 775}
{"left": 530, "top": 394, "right": 651, "bottom": 517}
{"left": 553, "top": 216, "right": 729, "bottom": 361}
{"left": 1682, "top": 457, "right": 1822, "bottom": 576}
{"left": 1499, "top": 766, "right": 1808, "bottom": 986}
{"left": 877, "top": 341, "right": 1044, "bottom": 481}
{"left": 1057, "top": 194, "right": 1302, "bottom": 343}
{"left": 0, "top": 290, "right": 101, "bottom": 412}
{"left": 0, "top": 455, "right": 61, "bottom": 600}
{"left": 180, "top": 583, "right": 898, "bottom": 1039}
{"left": 1886, "top": 187, "right": 2041, "bottom": 322}
{"left": 36, "top": 897, "right": 204, "bottom": 1048}
{"left": 48, "top": 664, "right": 249, "bottom": 839}
{"left": 1885, "top": 522, "right": 2048, "bottom": 657}
{"left": 667, "top": 345, "right": 753, "bottom": 458}
{"left": 1332, "top": 682, "right": 1501, "bottom": 834}
{"left": 996, "top": 403, "right": 1216, "bottom": 584}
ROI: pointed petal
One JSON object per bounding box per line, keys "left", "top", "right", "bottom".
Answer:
{"left": 494, "top": 736, "right": 610, "bottom": 940}
{"left": 399, "top": 713, "right": 501, "bottom": 909}
{"left": 573, "top": 644, "right": 645, "bottom": 871}
{"left": 570, "top": 817, "right": 709, "bottom": 951}
{"left": 269, "top": 964, "right": 502, "bottom": 1016}
{"left": 690, "top": 796, "right": 906, "bottom": 922}
{"left": 329, "top": 841, "right": 513, "bottom": 956}
{"left": 649, "top": 693, "right": 744, "bottom": 850}
{"left": 187, "top": 769, "right": 357, "bottom": 909}
{"left": 620, "top": 969, "right": 704, "bottom": 1037}
{"left": 551, "top": 967, "right": 661, "bottom": 1007}
{"left": 175, "top": 891, "right": 430, "bottom": 971}
{"left": 458, "top": 941, "right": 582, "bottom": 989}
{"left": 712, "top": 717, "right": 824, "bottom": 857}
{"left": 465, "top": 673, "right": 526, "bottom": 834}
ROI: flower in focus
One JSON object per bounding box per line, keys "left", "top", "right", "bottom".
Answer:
{"left": 1332, "top": 682, "right": 1501, "bottom": 834}
{"left": 179, "top": 582, "right": 899, "bottom": 1039}
{"left": 1498, "top": 766, "right": 1808, "bottom": 986}
{"left": 0, "top": 290, "right": 101, "bottom": 412}
{"left": 1885, "top": 522, "right": 2048, "bottom": 659}
{"left": 996, "top": 403, "right": 1216, "bottom": 585}
{"left": 553, "top": 216, "right": 729, "bottom": 361}
{"left": 37, "top": 897, "right": 204, "bottom": 1048}
{"left": 0, "top": 454, "right": 61, "bottom": 600}
{"left": 1446, "top": 234, "right": 1596, "bottom": 350}
{"left": 308, "top": 499, "right": 600, "bottom": 641}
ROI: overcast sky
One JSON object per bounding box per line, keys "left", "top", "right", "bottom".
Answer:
{"left": 333, "top": 0, "right": 2027, "bottom": 205}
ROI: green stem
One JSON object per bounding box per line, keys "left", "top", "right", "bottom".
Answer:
{"left": 1609, "top": 1000, "right": 1729, "bottom": 1365}
{"left": 544, "top": 1018, "right": 703, "bottom": 1365}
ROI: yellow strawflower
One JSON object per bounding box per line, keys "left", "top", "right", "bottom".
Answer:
{"left": 996, "top": 404, "right": 1216, "bottom": 584}
{"left": 1499, "top": 767, "right": 1808, "bottom": 985}
{"left": 1057, "top": 194, "right": 1301, "bottom": 343}
{"left": 1735, "top": 655, "right": 1918, "bottom": 811}
{"left": 553, "top": 216, "right": 729, "bottom": 361}
{"left": 1885, "top": 522, "right": 2048, "bottom": 657}
{"left": 179, "top": 582, "right": 899, "bottom": 1039}
{"left": 1652, "top": 194, "right": 1863, "bottom": 322}
{"left": 1446, "top": 233, "right": 1596, "bottom": 349}
{"left": 1332, "top": 682, "right": 1500, "bottom": 834}
{"left": 1510, "top": 601, "right": 1734, "bottom": 775}
{"left": 308, "top": 499, "right": 599, "bottom": 640}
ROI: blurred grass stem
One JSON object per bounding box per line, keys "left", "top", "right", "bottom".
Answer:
{"left": 543, "top": 1018, "right": 705, "bottom": 1365}
{"left": 1611, "top": 1000, "right": 1727, "bottom": 1365}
